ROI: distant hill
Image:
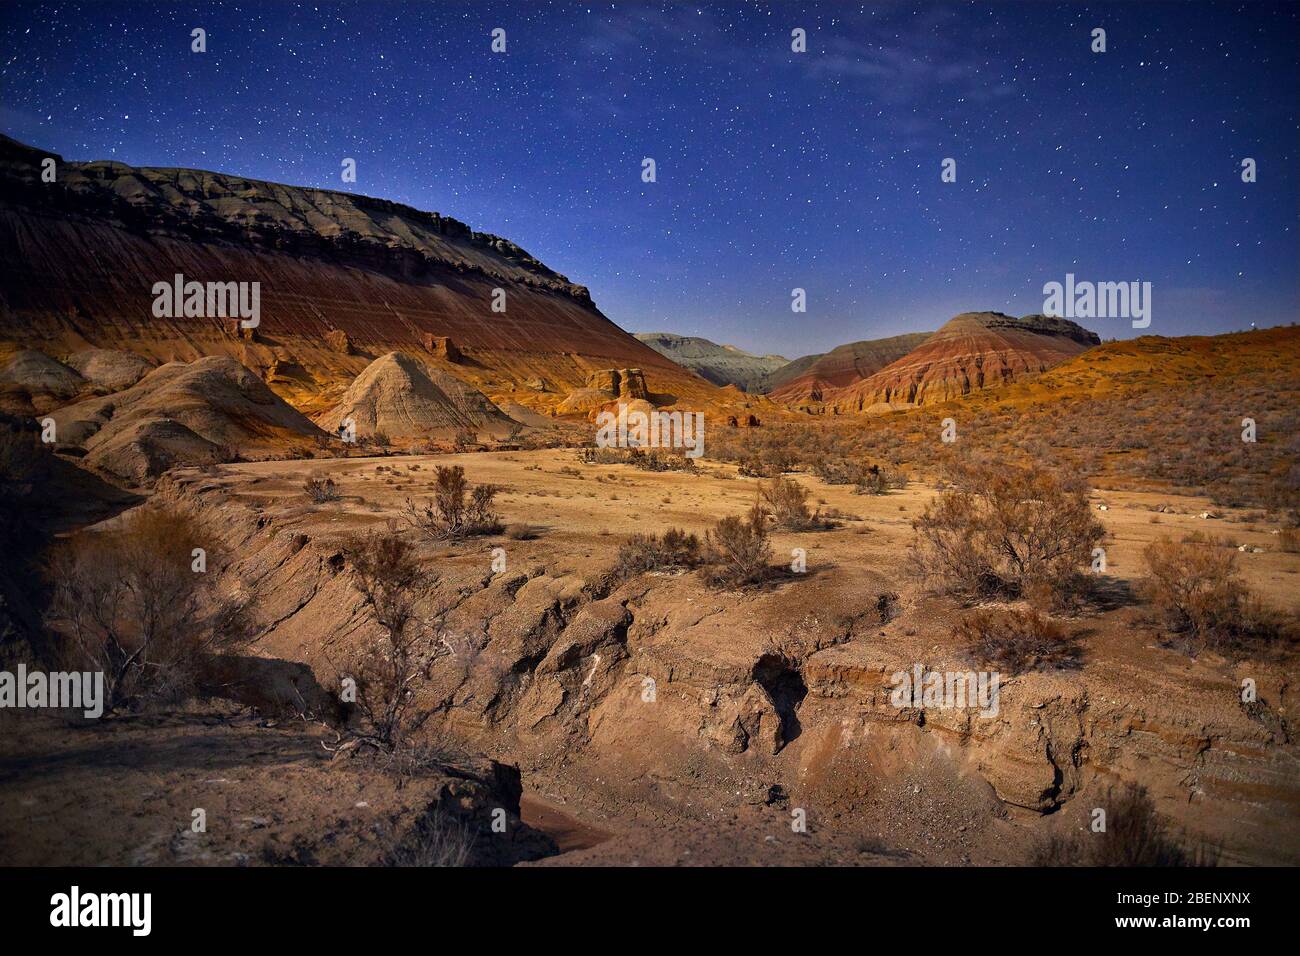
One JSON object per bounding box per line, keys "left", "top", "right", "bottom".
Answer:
{"left": 768, "top": 333, "right": 931, "bottom": 404}
{"left": 760, "top": 351, "right": 824, "bottom": 393}
{"left": 816, "top": 312, "right": 1099, "bottom": 412}
{"left": 634, "top": 332, "right": 787, "bottom": 392}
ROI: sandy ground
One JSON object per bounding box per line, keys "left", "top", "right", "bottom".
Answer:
{"left": 207, "top": 448, "right": 1299, "bottom": 615}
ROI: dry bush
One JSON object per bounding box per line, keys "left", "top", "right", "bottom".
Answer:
{"left": 385, "top": 808, "right": 476, "bottom": 867}
{"left": 45, "top": 506, "right": 253, "bottom": 711}
{"left": 616, "top": 528, "right": 701, "bottom": 576}
{"left": 854, "top": 464, "right": 905, "bottom": 496}
{"left": 303, "top": 473, "right": 340, "bottom": 502}
{"left": 577, "top": 447, "right": 628, "bottom": 466}
{"left": 760, "top": 476, "right": 825, "bottom": 530}
{"left": 504, "top": 523, "right": 538, "bottom": 540}
{"left": 0, "top": 422, "right": 51, "bottom": 658}
{"left": 1140, "top": 537, "right": 1293, "bottom": 654}
{"left": 910, "top": 462, "right": 1105, "bottom": 604}
{"left": 340, "top": 531, "right": 433, "bottom": 753}
{"left": 701, "top": 505, "right": 774, "bottom": 588}
{"left": 577, "top": 447, "right": 695, "bottom": 472}
{"left": 955, "top": 607, "right": 1077, "bottom": 674}
{"left": 1278, "top": 528, "right": 1300, "bottom": 553}
{"left": 1032, "top": 783, "right": 1218, "bottom": 866}
{"left": 403, "top": 465, "right": 502, "bottom": 541}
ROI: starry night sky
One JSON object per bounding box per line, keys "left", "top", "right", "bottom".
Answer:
{"left": 1, "top": 1, "right": 1295, "bottom": 359}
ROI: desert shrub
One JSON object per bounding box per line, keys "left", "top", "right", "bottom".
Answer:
{"left": 452, "top": 429, "right": 478, "bottom": 451}
{"left": 1140, "top": 538, "right": 1293, "bottom": 653}
{"left": 577, "top": 447, "right": 628, "bottom": 466}
{"left": 701, "top": 505, "right": 774, "bottom": 588}
{"left": 45, "top": 506, "right": 252, "bottom": 711}
{"left": 854, "top": 464, "right": 905, "bottom": 496}
{"left": 761, "top": 476, "right": 823, "bottom": 530}
{"left": 402, "top": 466, "right": 502, "bottom": 540}
{"left": 0, "top": 422, "right": 53, "bottom": 662}
{"left": 910, "top": 462, "right": 1105, "bottom": 604}
{"left": 810, "top": 457, "right": 868, "bottom": 485}
{"left": 1031, "top": 783, "right": 1218, "bottom": 866}
{"left": 627, "top": 449, "right": 695, "bottom": 472}
{"left": 956, "top": 607, "right": 1077, "bottom": 674}
{"left": 810, "top": 457, "right": 906, "bottom": 495}
{"left": 616, "top": 527, "right": 701, "bottom": 576}
{"left": 340, "top": 531, "right": 430, "bottom": 753}
{"left": 1278, "top": 528, "right": 1300, "bottom": 553}
{"left": 303, "top": 473, "right": 340, "bottom": 502}
{"left": 578, "top": 447, "right": 694, "bottom": 472}
{"left": 385, "top": 808, "right": 476, "bottom": 867}
{"left": 504, "top": 523, "right": 538, "bottom": 540}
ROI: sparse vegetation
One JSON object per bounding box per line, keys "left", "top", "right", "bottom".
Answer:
{"left": 339, "top": 531, "right": 432, "bottom": 753}
{"left": 45, "top": 506, "right": 253, "bottom": 711}
{"left": 1140, "top": 537, "right": 1293, "bottom": 654}
{"left": 1032, "top": 783, "right": 1218, "bottom": 866}
{"left": 955, "top": 606, "right": 1077, "bottom": 674}
{"left": 910, "top": 462, "right": 1105, "bottom": 605}
{"left": 761, "top": 476, "right": 828, "bottom": 530}
{"left": 578, "top": 447, "right": 695, "bottom": 472}
{"left": 385, "top": 808, "right": 477, "bottom": 867}
{"left": 303, "top": 473, "right": 340, "bottom": 502}
{"left": 701, "top": 504, "right": 774, "bottom": 588}
{"left": 615, "top": 527, "right": 701, "bottom": 576}
{"left": 402, "top": 465, "right": 502, "bottom": 541}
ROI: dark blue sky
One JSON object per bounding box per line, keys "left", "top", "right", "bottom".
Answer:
{"left": 2, "top": 1, "right": 1295, "bottom": 358}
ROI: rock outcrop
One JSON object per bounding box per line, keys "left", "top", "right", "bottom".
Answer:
{"left": 558, "top": 368, "right": 652, "bottom": 416}
{"left": 324, "top": 329, "right": 353, "bottom": 355}
{"left": 64, "top": 348, "right": 155, "bottom": 392}
{"left": 47, "top": 355, "right": 323, "bottom": 483}
{"left": 0, "top": 348, "right": 85, "bottom": 414}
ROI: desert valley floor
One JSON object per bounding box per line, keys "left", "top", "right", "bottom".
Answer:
{"left": 2, "top": 448, "right": 1295, "bottom": 866}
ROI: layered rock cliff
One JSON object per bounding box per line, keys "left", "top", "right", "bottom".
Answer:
{"left": 0, "top": 134, "right": 722, "bottom": 416}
